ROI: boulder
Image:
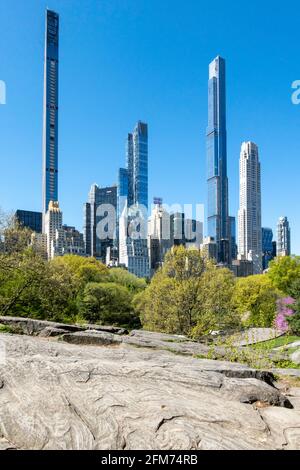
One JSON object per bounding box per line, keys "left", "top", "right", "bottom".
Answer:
{"left": 290, "top": 349, "right": 300, "bottom": 365}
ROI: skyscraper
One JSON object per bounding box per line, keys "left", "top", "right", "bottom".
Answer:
{"left": 238, "top": 142, "right": 262, "bottom": 274}
{"left": 118, "top": 121, "right": 149, "bottom": 278}
{"left": 206, "top": 56, "right": 229, "bottom": 263}
{"left": 125, "top": 121, "right": 148, "bottom": 210}
{"left": 262, "top": 227, "right": 274, "bottom": 270}
{"left": 42, "top": 10, "right": 59, "bottom": 215}
{"left": 229, "top": 216, "right": 237, "bottom": 261}
{"left": 277, "top": 216, "right": 291, "bottom": 257}
{"left": 83, "top": 184, "right": 117, "bottom": 262}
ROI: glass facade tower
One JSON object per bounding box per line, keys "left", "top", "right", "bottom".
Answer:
{"left": 206, "top": 56, "right": 229, "bottom": 263}
{"left": 42, "top": 9, "right": 59, "bottom": 214}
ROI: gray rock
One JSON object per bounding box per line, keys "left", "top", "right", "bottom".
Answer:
{"left": 83, "top": 324, "right": 128, "bottom": 335}
{"left": 123, "top": 329, "right": 211, "bottom": 357}
{"left": 290, "top": 349, "right": 300, "bottom": 365}
{"left": 60, "top": 331, "right": 122, "bottom": 346}
{"left": 221, "top": 377, "right": 292, "bottom": 408}
{"left": 233, "top": 328, "right": 284, "bottom": 347}
{"left": 0, "top": 316, "right": 83, "bottom": 336}
{"left": 39, "top": 327, "right": 70, "bottom": 338}
{"left": 0, "top": 332, "right": 299, "bottom": 450}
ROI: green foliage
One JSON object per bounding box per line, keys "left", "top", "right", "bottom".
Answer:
{"left": 108, "top": 268, "right": 147, "bottom": 293}
{"left": 78, "top": 282, "right": 140, "bottom": 327}
{"left": 232, "top": 275, "right": 280, "bottom": 327}
{"left": 268, "top": 256, "right": 300, "bottom": 295}
{"left": 135, "top": 246, "right": 239, "bottom": 337}
{"left": 287, "top": 313, "right": 300, "bottom": 335}
{"left": 0, "top": 217, "right": 145, "bottom": 328}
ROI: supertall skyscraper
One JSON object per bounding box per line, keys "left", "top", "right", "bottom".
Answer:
{"left": 238, "top": 142, "right": 262, "bottom": 274}
{"left": 42, "top": 10, "right": 59, "bottom": 214}
{"left": 206, "top": 56, "right": 229, "bottom": 263}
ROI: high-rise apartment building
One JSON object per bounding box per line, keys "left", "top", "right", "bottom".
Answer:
{"left": 125, "top": 121, "right": 148, "bottom": 210}
{"left": 206, "top": 56, "right": 230, "bottom": 263}
{"left": 148, "top": 202, "right": 172, "bottom": 274}
{"left": 238, "top": 142, "right": 262, "bottom": 274}
{"left": 42, "top": 10, "right": 59, "bottom": 215}
{"left": 44, "top": 201, "right": 63, "bottom": 259}
{"left": 83, "top": 184, "right": 117, "bottom": 262}
{"left": 117, "top": 122, "right": 149, "bottom": 278}
{"left": 277, "top": 216, "right": 291, "bottom": 257}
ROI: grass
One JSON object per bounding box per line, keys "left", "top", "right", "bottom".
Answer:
{"left": 0, "top": 323, "right": 14, "bottom": 334}
{"left": 252, "top": 335, "right": 300, "bottom": 351}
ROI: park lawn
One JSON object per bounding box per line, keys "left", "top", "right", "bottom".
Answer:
{"left": 252, "top": 335, "right": 300, "bottom": 351}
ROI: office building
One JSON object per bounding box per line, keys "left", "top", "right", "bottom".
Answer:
{"left": 238, "top": 142, "right": 262, "bottom": 274}
{"left": 277, "top": 216, "right": 291, "bottom": 257}
{"left": 42, "top": 10, "right": 59, "bottom": 215}
{"left": 229, "top": 216, "right": 237, "bottom": 261}
{"left": 15, "top": 210, "right": 43, "bottom": 233}
{"left": 262, "top": 227, "right": 274, "bottom": 270}
{"left": 83, "top": 184, "right": 117, "bottom": 262}
{"left": 201, "top": 237, "right": 218, "bottom": 261}
{"left": 206, "top": 56, "right": 230, "bottom": 263}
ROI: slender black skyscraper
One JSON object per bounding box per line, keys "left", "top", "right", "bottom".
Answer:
{"left": 206, "top": 56, "right": 229, "bottom": 262}
{"left": 42, "top": 9, "right": 59, "bottom": 214}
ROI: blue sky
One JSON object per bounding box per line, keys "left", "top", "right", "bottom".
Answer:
{"left": 0, "top": 0, "right": 299, "bottom": 253}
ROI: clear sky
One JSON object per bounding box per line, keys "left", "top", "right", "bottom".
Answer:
{"left": 0, "top": 0, "right": 299, "bottom": 253}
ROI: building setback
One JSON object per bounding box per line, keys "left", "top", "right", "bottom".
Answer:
{"left": 42, "top": 9, "right": 59, "bottom": 215}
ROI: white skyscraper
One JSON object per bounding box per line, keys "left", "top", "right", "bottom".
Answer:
{"left": 277, "top": 216, "right": 291, "bottom": 257}
{"left": 238, "top": 142, "right": 262, "bottom": 274}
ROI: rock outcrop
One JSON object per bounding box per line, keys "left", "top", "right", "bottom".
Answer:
{"left": 0, "top": 329, "right": 300, "bottom": 450}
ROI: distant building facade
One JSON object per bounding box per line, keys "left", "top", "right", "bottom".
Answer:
{"left": 15, "top": 210, "right": 43, "bottom": 233}
{"left": 206, "top": 56, "right": 230, "bottom": 263}
{"left": 277, "top": 216, "right": 291, "bottom": 257}
{"left": 44, "top": 201, "right": 63, "bottom": 259}
{"left": 83, "top": 184, "right": 117, "bottom": 263}
{"left": 118, "top": 121, "right": 150, "bottom": 278}
{"left": 42, "top": 10, "right": 59, "bottom": 215}
{"left": 238, "top": 142, "right": 262, "bottom": 274}
{"left": 262, "top": 227, "right": 274, "bottom": 270}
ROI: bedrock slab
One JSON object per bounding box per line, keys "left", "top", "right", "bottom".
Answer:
{"left": 0, "top": 333, "right": 299, "bottom": 450}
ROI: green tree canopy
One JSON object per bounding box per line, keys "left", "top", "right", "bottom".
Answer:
{"left": 268, "top": 256, "right": 300, "bottom": 295}
{"left": 232, "top": 274, "right": 280, "bottom": 327}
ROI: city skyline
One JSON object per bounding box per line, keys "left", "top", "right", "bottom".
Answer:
{"left": 0, "top": 1, "right": 299, "bottom": 254}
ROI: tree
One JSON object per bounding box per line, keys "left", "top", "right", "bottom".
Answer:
{"left": 192, "top": 267, "right": 238, "bottom": 338}
{"left": 268, "top": 256, "right": 300, "bottom": 295}
{"left": 78, "top": 282, "right": 139, "bottom": 327}
{"left": 232, "top": 275, "right": 280, "bottom": 327}
{"left": 50, "top": 255, "right": 109, "bottom": 289}
{"left": 135, "top": 246, "right": 237, "bottom": 337}
{"left": 108, "top": 268, "right": 147, "bottom": 293}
